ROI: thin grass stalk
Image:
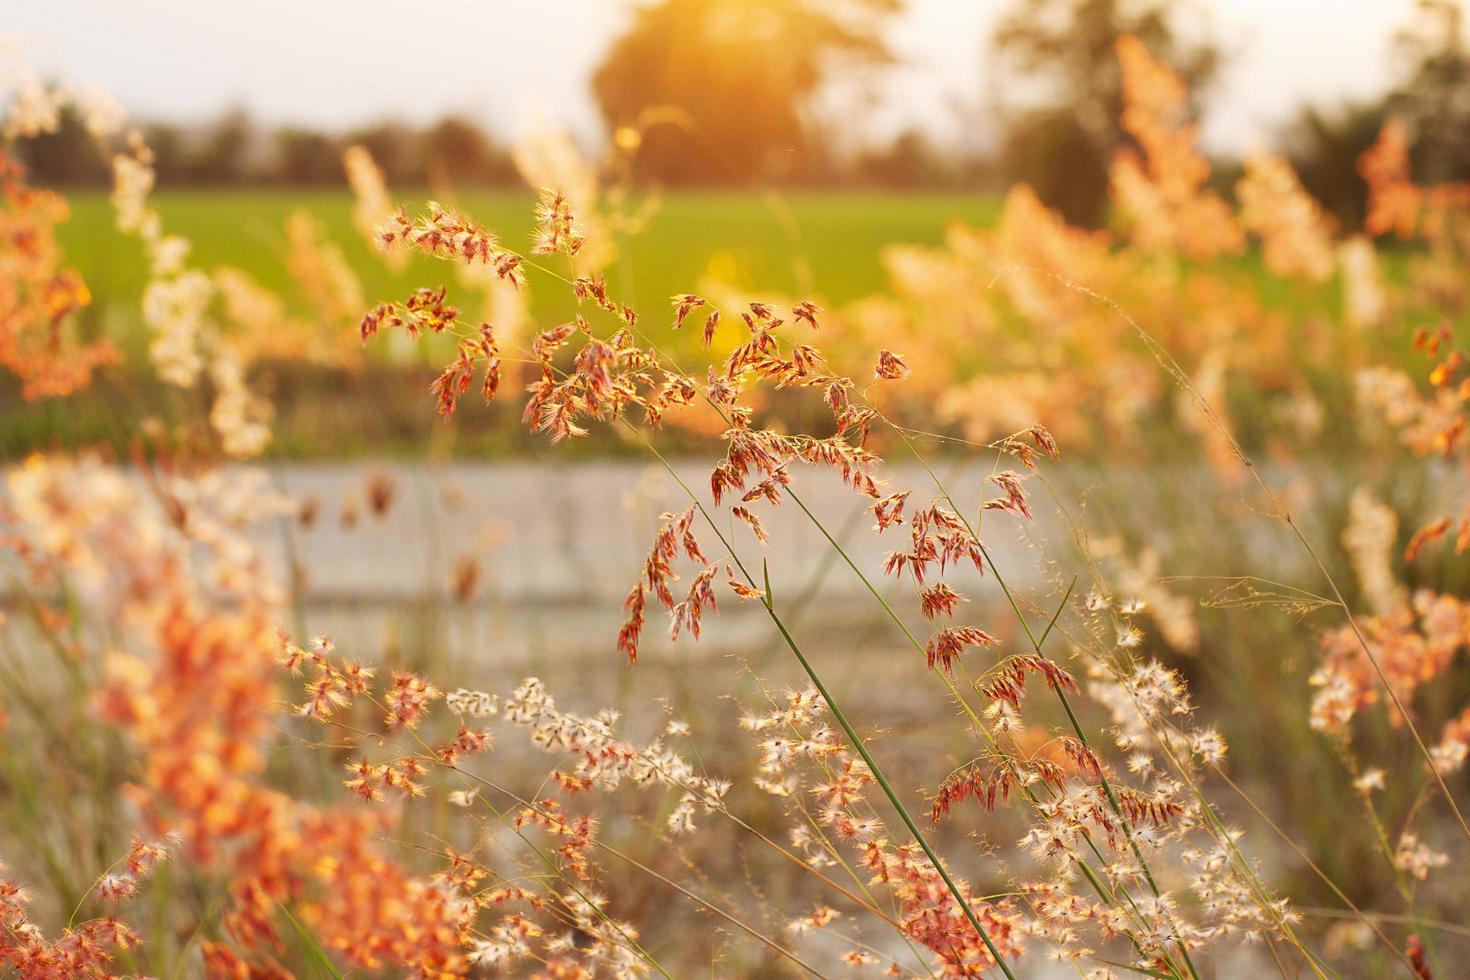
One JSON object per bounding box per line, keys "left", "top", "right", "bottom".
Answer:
{"left": 897, "top": 424, "right": 1346, "bottom": 979}
{"left": 341, "top": 710, "right": 681, "bottom": 980}
{"left": 1027, "top": 268, "right": 1470, "bottom": 848}
{"left": 1205, "top": 762, "right": 1416, "bottom": 973}
{"left": 605, "top": 316, "right": 1175, "bottom": 975}
{"left": 874, "top": 426, "right": 1205, "bottom": 980}
{"left": 1013, "top": 433, "right": 1399, "bottom": 969}
{"left": 546, "top": 700, "right": 921, "bottom": 938}
{"left": 353, "top": 691, "right": 830, "bottom": 977}
{"left": 636, "top": 439, "right": 1022, "bottom": 979}
{"left": 1029, "top": 457, "right": 1373, "bottom": 977}
{"left": 783, "top": 475, "right": 1208, "bottom": 977}
{"left": 277, "top": 902, "right": 346, "bottom": 980}
{"left": 447, "top": 767, "right": 831, "bottom": 978}
{"left": 873, "top": 404, "right": 1357, "bottom": 978}
{"left": 428, "top": 305, "right": 1023, "bottom": 975}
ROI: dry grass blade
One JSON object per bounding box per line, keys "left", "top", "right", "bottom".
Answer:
{"left": 1162, "top": 576, "right": 1338, "bottom": 616}
{"left": 1012, "top": 264, "right": 1470, "bottom": 849}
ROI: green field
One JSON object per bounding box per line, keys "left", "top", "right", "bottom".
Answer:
{"left": 2, "top": 189, "right": 1001, "bottom": 457}
{"left": 57, "top": 187, "right": 1003, "bottom": 354}
{"left": 16, "top": 187, "right": 1420, "bottom": 460}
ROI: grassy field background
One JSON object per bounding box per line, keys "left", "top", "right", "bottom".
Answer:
{"left": 57, "top": 187, "right": 1003, "bottom": 352}
{"left": 24, "top": 187, "right": 1418, "bottom": 462}
{"left": 4, "top": 188, "right": 1001, "bottom": 458}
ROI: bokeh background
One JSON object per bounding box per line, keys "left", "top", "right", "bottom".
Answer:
{"left": 5, "top": 1, "right": 1470, "bottom": 976}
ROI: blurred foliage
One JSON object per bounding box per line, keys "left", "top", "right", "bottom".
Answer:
{"left": 18, "top": 0, "right": 1470, "bottom": 212}
{"left": 1282, "top": 101, "right": 1390, "bottom": 231}
{"left": 1392, "top": 0, "right": 1470, "bottom": 183}
{"left": 0, "top": 187, "right": 1003, "bottom": 458}
{"left": 19, "top": 109, "right": 522, "bottom": 189}
{"left": 1282, "top": 0, "right": 1470, "bottom": 228}
{"left": 591, "top": 0, "right": 901, "bottom": 183}
{"left": 990, "top": 0, "right": 1222, "bottom": 226}
{"left": 16, "top": 105, "right": 109, "bottom": 184}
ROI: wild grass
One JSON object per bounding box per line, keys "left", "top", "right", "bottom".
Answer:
{"left": 51, "top": 188, "right": 1003, "bottom": 356}
{"left": 1, "top": 31, "right": 1469, "bottom": 980}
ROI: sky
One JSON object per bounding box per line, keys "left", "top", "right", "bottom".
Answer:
{"left": 6, "top": 0, "right": 1417, "bottom": 155}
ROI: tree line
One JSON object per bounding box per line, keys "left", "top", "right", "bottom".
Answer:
{"left": 19, "top": 110, "right": 524, "bottom": 189}
{"left": 16, "top": 0, "right": 1470, "bottom": 230}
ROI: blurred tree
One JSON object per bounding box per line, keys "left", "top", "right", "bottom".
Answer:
{"left": 190, "top": 109, "right": 254, "bottom": 184}
{"left": 1278, "top": 0, "right": 1469, "bottom": 227}
{"left": 1281, "top": 101, "right": 1390, "bottom": 229}
{"left": 592, "top": 0, "right": 901, "bottom": 183}
{"left": 423, "top": 116, "right": 517, "bottom": 185}
{"left": 18, "top": 107, "right": 109, "bottom": 186}
{"left": 345, "top": 122, "right": 424, "bottom": 184}
{"left": 997, "top": 107, "right": 1109, "bottom": 226}
{"left": 989, "top": 0, "right": 1222, "bottom": 226}
{"left": 1390, "top": 0, "right": 1470, "bottom": 183}
{"left": 143, "top": 124, "right": 192, "bottom": 187}
{"left": 855, "top": 128, "right": 942, "bottom": 188}
{"left": 274, "top": 127, "right": 343, "bottom": 185}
